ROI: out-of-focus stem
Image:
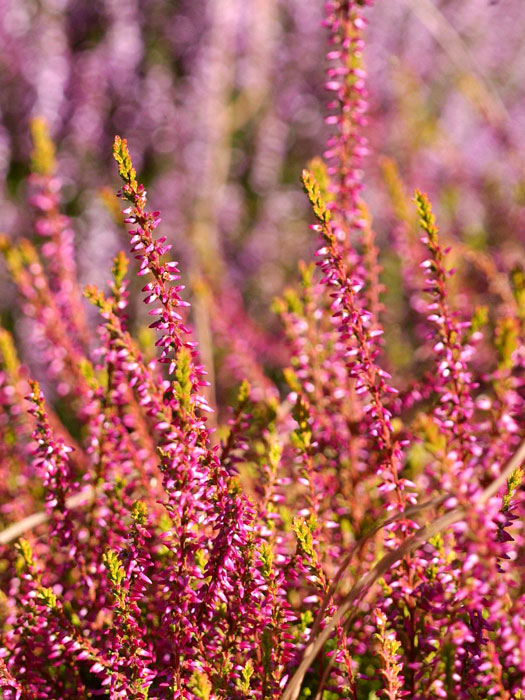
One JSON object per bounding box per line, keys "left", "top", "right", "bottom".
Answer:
{"left": 187, "top": 0, "right": 239, "bottom": 422}
{"left": 190, "top": 275, "right": 217, "bottom": 433}
{"left": 188, "top": 0, "right": 279, "bottom": 425}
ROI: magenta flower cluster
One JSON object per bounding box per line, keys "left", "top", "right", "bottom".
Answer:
{"left": 0, "top": 2, "right": 524, "bottom": 700}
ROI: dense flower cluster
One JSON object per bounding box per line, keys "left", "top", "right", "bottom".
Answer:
{"left": 0, "top": 2, "right": 524, "bottom": 699}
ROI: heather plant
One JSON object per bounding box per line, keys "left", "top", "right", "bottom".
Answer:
{"left": 0, "top": 1, "right": 524, "bottom": 699}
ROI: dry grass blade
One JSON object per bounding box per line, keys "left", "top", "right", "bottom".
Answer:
{"left": 0, "top": 486, "right": 94, "bottom": 546}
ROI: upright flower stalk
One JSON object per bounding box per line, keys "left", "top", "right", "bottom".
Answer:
{"left": 302, "top": 169, "right": 414, "bottom": 522}
{"left": 324, "top": 0, "right": 370, "bottom": 234}
{"left": 28, "top": 117, "right": 90, "bottom": 352}
{"left": 415, "top": 191, "right": 478, "bottom": 494}
{"left": 374, "top": 609, "right": 408, "bottom": 700}
{"left": 113, "top": 136, "right": 211, "bottom": 419}
{"left": 26, "top": 380, "right": 75, "bottom": 552}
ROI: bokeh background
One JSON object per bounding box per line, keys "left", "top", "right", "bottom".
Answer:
{"left": 1, "top": 0, "right": 524, "bottom": 408}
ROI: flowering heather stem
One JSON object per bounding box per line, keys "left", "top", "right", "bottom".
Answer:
{"left": 26, "top": 380, "right": 75, "bottom": 551}
{"left": 414, "top": 190, "right": 479, "bottom": 491}
{"left": 374, "top": 609, "right": 407, "bottom": 699}
{"left": 0, "top": 236, "right": 92, "bottom": 401}
{"left": 324, "top": 1, "right": 370, "bottom": 234}
{"left": 113, "top": 135, "right": 211, "bottom": 419}
{"left": 302, "top": 169, "right": 415, "bottom": 520}
{"left": 28, "top": 117, "right": 91, "bottom": 352}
